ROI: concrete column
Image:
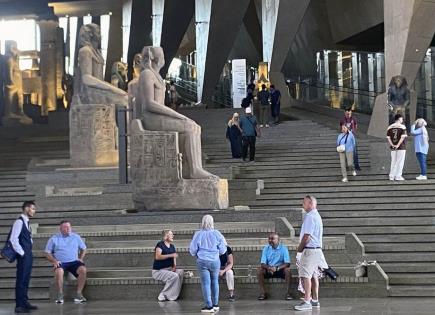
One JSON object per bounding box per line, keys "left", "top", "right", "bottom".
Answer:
{"left": 337, "top": 51, "right": 343, "bottom": 87}
{"left": 105, "top": 7, "right": 123, "bottom": 81}
{"left": 200, "top": 0, "right": 251, "bottom": 105}
{"left": 368, "top": 53, "right": 375, "bottom": 93}
{"left": 368, "top": 0, "right": 435, "bottom": 137}
{"left": 38, "top": 19, "right": 59, "bottom": 115}
{"left": 152, "top": 0, "right": 165, "bottom": 47}
{"left": 352, "top": 52, "right": 359, "bottom": 107}
{"left": 376, "top": 53, "right": 385, "bottom": 93}
{"left": 324, "top": 50, "right": 330, "bottom": 86}
{"left": 195, "top": 0, "right": 212, "bottom": 104}
{"left": 266, "top": 0, "right": 310, "bottom": 109}
{"left": 127, "top": 0, "right": 152, "bottom": 80}
{"left": 55, "top": 27, "right": 64, "bottom": 100}
{"left": 160, "top": 0, "right": 195, "bottom": 77}
{"left": 424, "top": 51, "right": 432, "bottom": 121}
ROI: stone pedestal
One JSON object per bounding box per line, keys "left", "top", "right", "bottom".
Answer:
{"left": 130, "top": 119, "right": 228, "bottom": 211}
{"left": 69, "top": 104, "right": 118, "bottom": 167}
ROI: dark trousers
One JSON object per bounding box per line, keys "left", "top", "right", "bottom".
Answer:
{"left": 16, "top": 253, "right": 33, "bottom": 308}
{"left": 242, "top": 136, "right": 256, "bottom": 161}
{"left": 353, "top": 139, "right": 361, "bottom": 171}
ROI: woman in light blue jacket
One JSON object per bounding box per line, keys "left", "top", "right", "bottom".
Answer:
{"left": 337, "top": 124, "right": 356, "bottom": 182}
{"left": 411, "top": 118, "right": 429, "bottom": 180}
{"left": 189, "top": 215, "right": 227, "bottom": 313}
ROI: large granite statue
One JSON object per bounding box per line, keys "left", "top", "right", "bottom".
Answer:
{"left": 387, "top": 75, "right": 410, "bottom": 126}
{"left": 2, "top": 41, "right": 32, "bottom": 126}
{"left": 130, "top": 46, "right": 228, "bottom": 210}
{"left": 110, "top": 61, "right": 128, "bottom": 91}
{"left": 70, "top": 23, "right": 127, "bottom": 167}
{"left": 72, "top": 24, "right": 127, "bottom": 106}
{"left": 128, "top": 53, "right": 143, "bottom": 119}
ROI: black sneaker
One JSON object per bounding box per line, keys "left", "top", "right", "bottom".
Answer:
{"left": 229, "top": 294, "right": 235, "bottom": 302}
{"left": 201, "top": 306, "right": 214, "bottom": 313}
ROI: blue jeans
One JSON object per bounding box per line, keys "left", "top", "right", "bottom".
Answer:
{"left": 416, "top": 152, "right": 427, "bottom": 176}
{"left": 196, "top": 258, "right": 220, "bottom": 308}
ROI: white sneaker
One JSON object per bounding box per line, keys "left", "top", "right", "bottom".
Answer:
{"left": 389, "top": 176, "right": 395, "bottom": 181}
{"left": 265, "top": 124, "right": 270, "bottom": 128}
{"left": 416, "top": 175, "right": 428, "bottom": 180}
{"left": 260, "top": 124, "right": 264, "bottom": 128}
{"left": 395, "top": 176, "right": 405, "bottom": 181}
{"left": 342, "top": 178, "right": 348, "bottom": 182}
{"left": 213, "top": 305, "right": 220, "bottom": 311}
{"left": 295, "top": 301, "right": 312, "bottom": 311}
{"left": 352, "top": 171, "right": 357, "bottom": 176}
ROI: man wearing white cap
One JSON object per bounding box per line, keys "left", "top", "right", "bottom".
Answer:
{"left": 239, "top": 107, "right": 260, "bottom": 162}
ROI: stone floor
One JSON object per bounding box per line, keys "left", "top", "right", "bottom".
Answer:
{"left": 1, "top": 298, "right": 435, "bottom": 315}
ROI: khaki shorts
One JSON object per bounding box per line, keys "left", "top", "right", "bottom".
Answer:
{"left": 298, "top": 248, "right": 324, "bottom": 279}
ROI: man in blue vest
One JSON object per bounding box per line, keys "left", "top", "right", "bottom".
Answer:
{"left": 10, "top": 201, "right": 37, "bottom": 313}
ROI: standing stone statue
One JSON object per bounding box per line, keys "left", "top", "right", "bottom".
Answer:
{"left": 136, "top": 46, "right": 214, "bottom": 179}
{"left": 130, "top": 46, "right": 228, "bottom": 210}
{"left": 132, "top": 53, "right": 143, "bottom": 79}
{"left": 72, "top": 23, "right": 127, "bottom": 106}
{"left": 70, "top": 23, "right": 127, "bottom": 167}
{"left": 110, "top": 61, "right": 128, "bottom": 91}
{"left": 387, "top": 75, "right": 410, "bottom": 126}
{"left": 128, "top": 53, "right": 143, "bottom": 119}
{"left": 2, "top": 41, "right": 32, "bottom": 126}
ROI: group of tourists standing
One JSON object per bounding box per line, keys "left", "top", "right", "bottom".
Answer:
{"left": 336, "top": 107, "right": 429, "bottom": 182}
{"left": 152, "top": 196, "right": 325, "bottom": 313}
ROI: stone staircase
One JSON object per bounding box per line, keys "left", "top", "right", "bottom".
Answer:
{"left": 2, "top": 107, "right": 430, "bottom": 302}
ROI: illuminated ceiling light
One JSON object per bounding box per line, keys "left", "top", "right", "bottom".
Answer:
{"left": 109, "top": 12, "right": 113, "bottom": 16}
{"left": 415, "top": 49, "right": 419, "bottom": 52}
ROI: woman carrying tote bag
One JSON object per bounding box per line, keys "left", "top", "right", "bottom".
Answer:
{"left": 336, "top": 125, "right": 356, "bottom": 182}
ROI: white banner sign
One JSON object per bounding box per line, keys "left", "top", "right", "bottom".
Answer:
{"left": 232, "top": 59, "right": 247, "bottom": 108}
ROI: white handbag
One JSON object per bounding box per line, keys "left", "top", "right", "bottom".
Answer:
{"left": 336, "top": 144, "right": 345, "bottom": 153}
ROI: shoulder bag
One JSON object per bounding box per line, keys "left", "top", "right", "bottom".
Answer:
{"left": 0, "top": 218, "right": 22, "bottom": 263}
{"left": 336, "top": 133, "right": 349, "bottom": 153}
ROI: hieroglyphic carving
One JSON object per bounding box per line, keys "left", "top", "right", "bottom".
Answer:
{"left": 70, "top": 104, "right": 118, "bottom": 167}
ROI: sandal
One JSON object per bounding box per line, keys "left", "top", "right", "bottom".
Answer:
{"left": 257, "top": 293, "right": 268, "bottom": 300}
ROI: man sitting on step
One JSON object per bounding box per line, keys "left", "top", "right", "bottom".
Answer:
{"left": 44, "top": 220, "right": 87, "bottom": 304}
{"left": 256, "top": 232, "right": 292, "bottom": 300}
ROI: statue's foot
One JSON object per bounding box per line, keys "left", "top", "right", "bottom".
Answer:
{"left": 190, "top": 168, "right": 219, "bottom": 180}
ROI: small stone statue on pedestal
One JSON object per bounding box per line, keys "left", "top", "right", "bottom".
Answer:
{"left": 70, "top": 23, "right": 127, "bottom": 167}
{"left": 2, "top": 41, "right": 32, "bottom": 126}
{"left": 387, "top": 75, "right": 410, "bottom": 126}
{"left": 110, "top": 61, "right": 128, "bottom": 91}
{"left": 132, "top": 53, "right": 143, "bottom": 79}
{"left": 130, "top": 46, "right": 228, "bottom": 210}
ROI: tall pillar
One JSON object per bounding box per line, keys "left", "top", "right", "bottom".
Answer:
{"left": 352, "top": 52, "right": 359, "bottom": 107}
{"left": 105, "top": 7, "right": 123, "bottom": 81}
{"left": 200, "top": 0, "right": 251, "bottom": 105}
{"left": 38, "top": 19, "right": 59, "bottom": 115}
{"left": 195, "top": 0, "right": 212, "bottom": 104}
{"left": 152, "top": 0, "right": 165, "bottom": 47}
{"left": 160, "top": 0, "right": 194, "bottom": 76}
{"left": 127, "top": 0, "right": 152, "bottom": 80}
{"left": 368, "top": 0, "right": 435, "bottom": 137}
{"left": 262, "top": 0, "right": 310, "bottom": 109}
{"left": 376, "top": 53, "right": 385, "bottom": 93}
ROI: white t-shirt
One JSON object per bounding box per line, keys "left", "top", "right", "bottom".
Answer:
{"left": 300, "top": 209, "right": 323, "bottom": 248}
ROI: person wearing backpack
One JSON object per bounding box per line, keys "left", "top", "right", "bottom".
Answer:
{"left": 9, "top": 201, "right": 38, "bottom": 313}
{"left": 336, "top": 125, "right": 356, "bottom": 182}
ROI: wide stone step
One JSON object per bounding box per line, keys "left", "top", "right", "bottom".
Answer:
{"left": 388, "top": 274, "right": 435, "bottom": 285}
{"left": 368, "top": 252, "right": 435, "bottom": 263}
{"left": 320, "top": 217, "right": 435, "bottom": 227}
{"left": 316, "top": 226, "right": 435, "bottom": 236}
{"left": 262, "top": 184, "right": 435, "bottom": 194}
{"left": 36, "top": 222, "right": 275, "bottom": 235}
{"left": 389, "top": 285, "right": 435, "bottom": 297}
{"left": 320, "top": 209, "right": 435, "bottom": 219}
{"left": 263, "top": 179, "right": 435, "bottom": 188}
{"left": 381, "top": 263, "right": 435, "bottom": 273}
{"left": 364, "top": 243, "right": 435, "bottom": 253}
{"left": 360, "top": 235, "right": 435, "bottom": 243}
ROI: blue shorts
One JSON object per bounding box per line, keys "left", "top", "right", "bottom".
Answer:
{"left": 55, "top": 260, "right": 85, "bottom": 278}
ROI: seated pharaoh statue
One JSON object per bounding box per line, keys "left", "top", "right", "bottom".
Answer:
{"left": 387, "top": 75, "right": 410, "bottom": 126}
{"left": 72, "top": 23, "right": 127, "bottom": 106}
{"left": 2, "top": 41, "right": 32, "bottom": 125}
{"left": 129, "top": 46, "right": 227, "bottom": 210}
{"left": 136, "top": 46, "right": 215, "bottom": 179}
{"left": 69, "top": 23, "right": 126, "bottom": 167}
{"left": 110, "top": 61, "right": 128, "bottom": 91}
